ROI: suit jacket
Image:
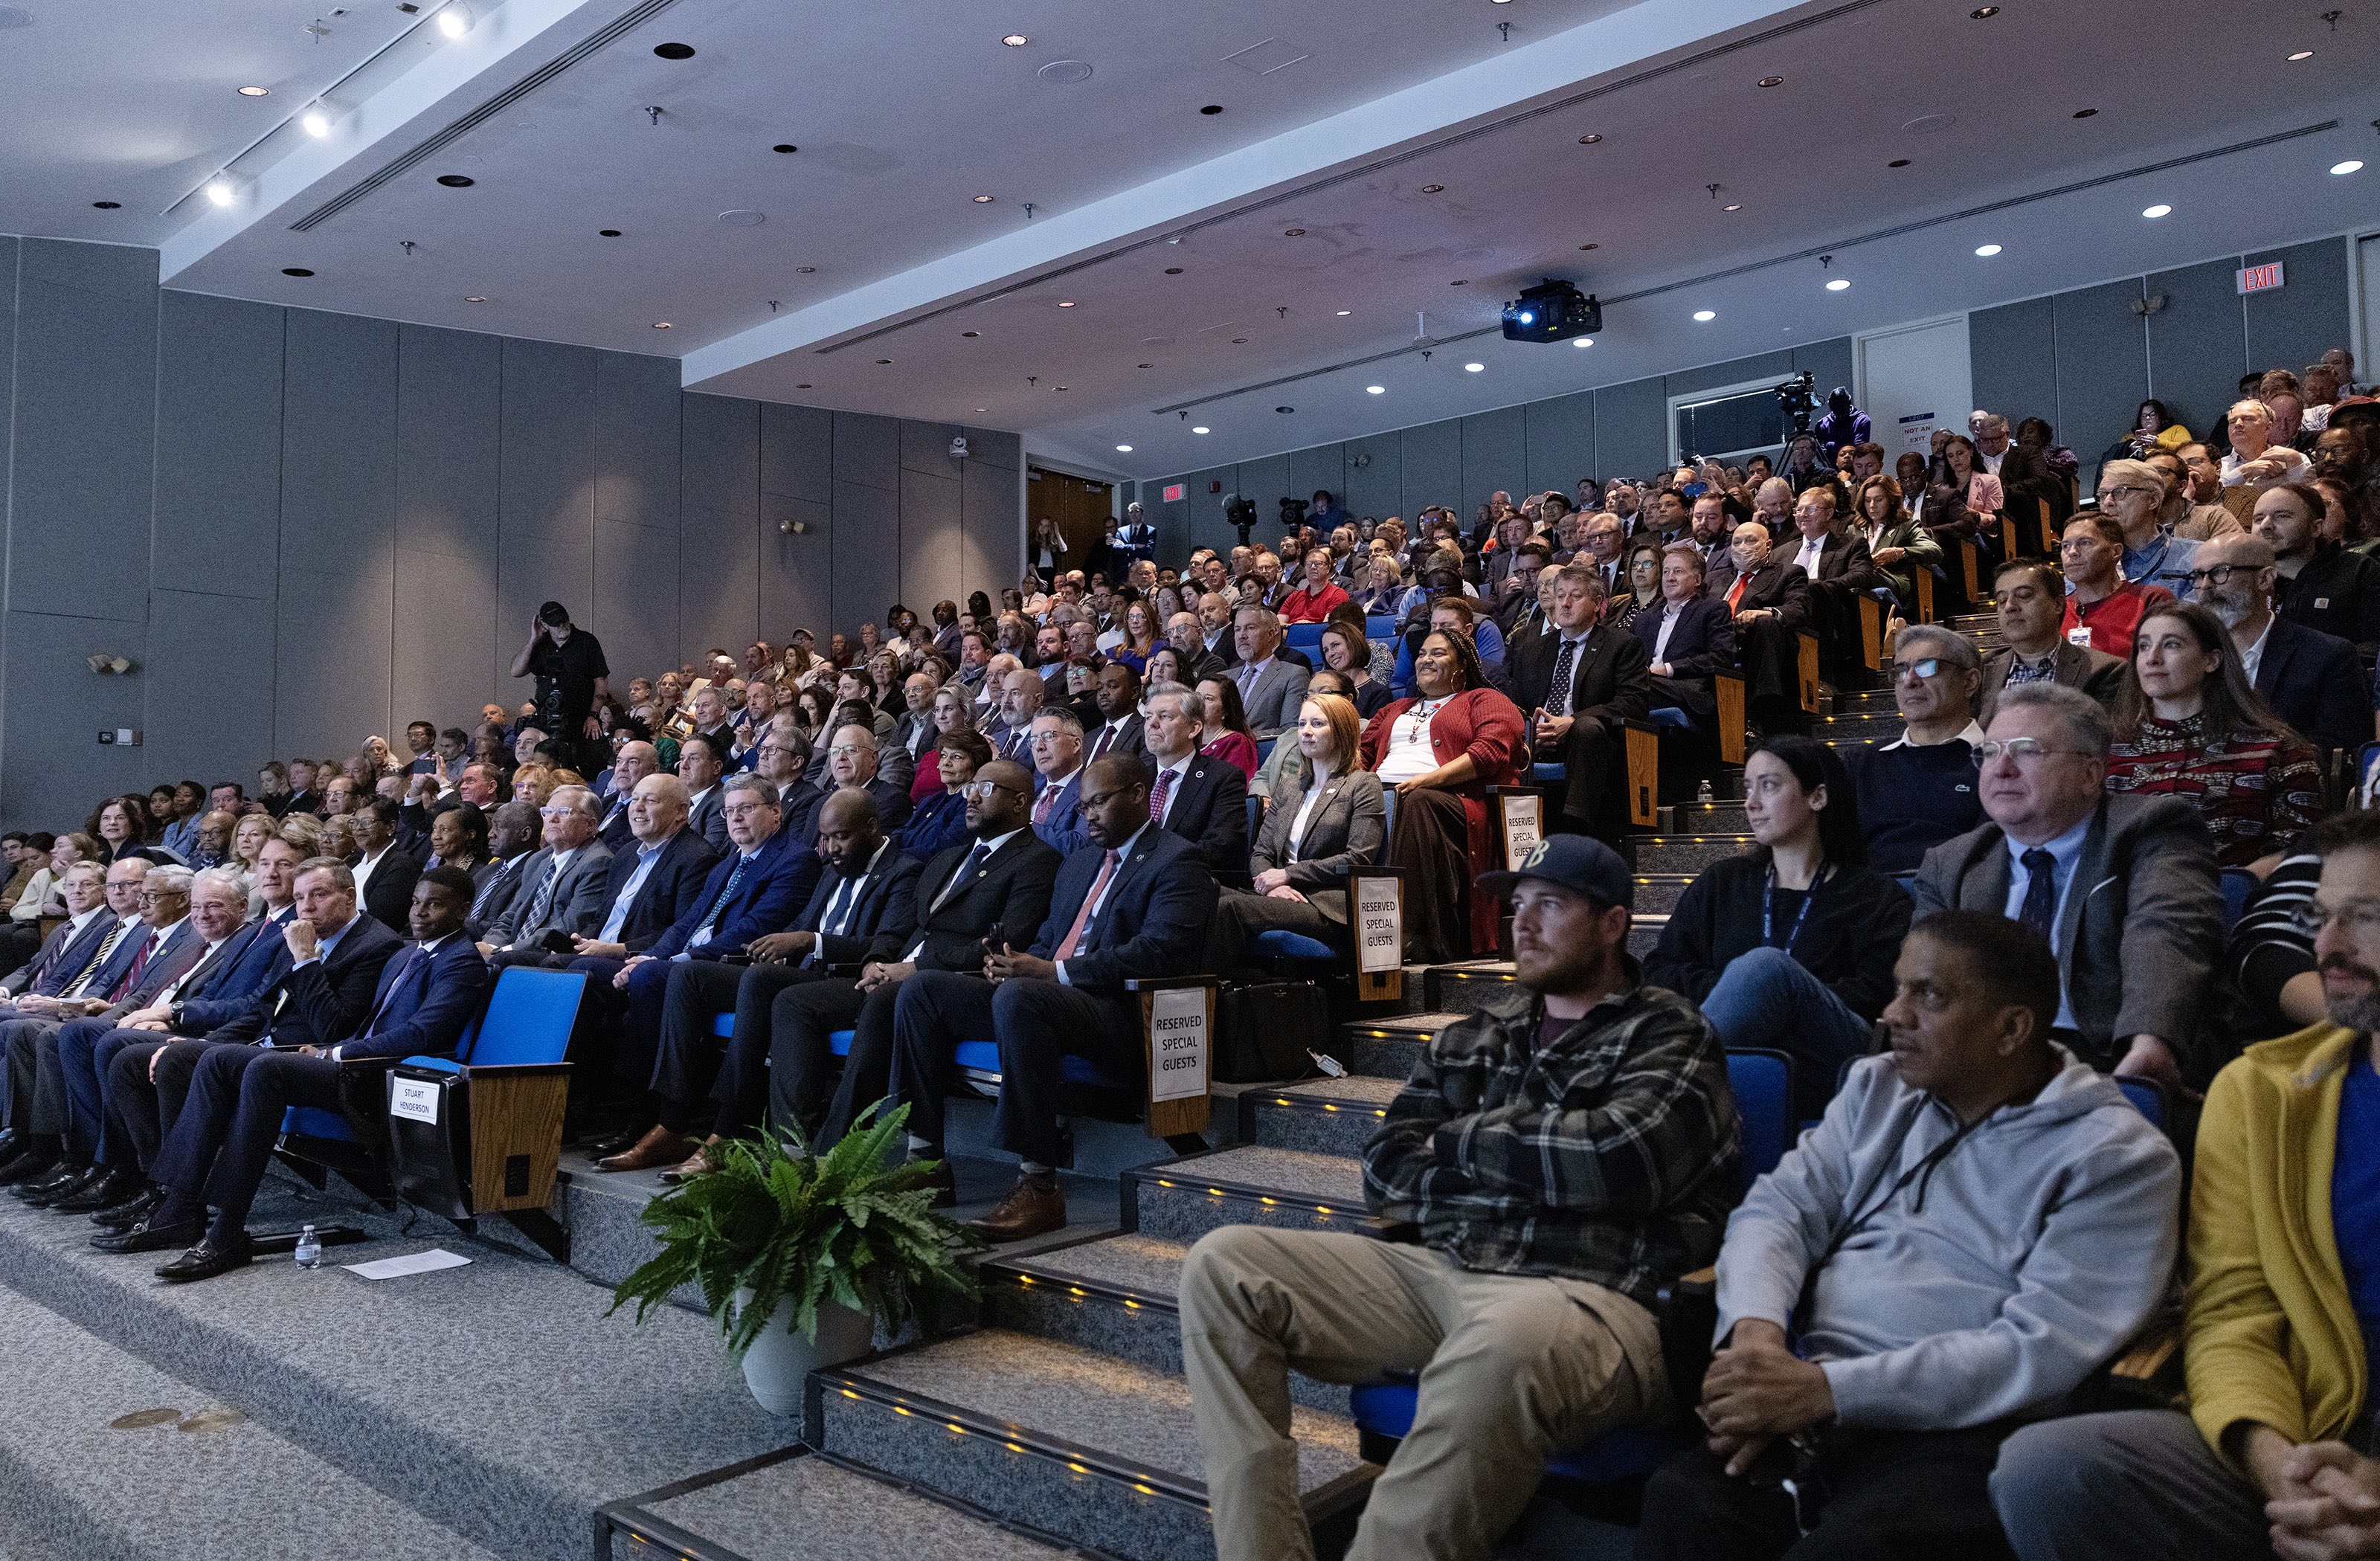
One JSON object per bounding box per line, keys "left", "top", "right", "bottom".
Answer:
{"left": 891, "top": 710, "right": 939, "bottom": 766}
{"left": 1082, "top": 713, "right": 1148, "bottom": 770}
{"left": 1234, "top": 656, "right": 1311, "bottom": 738}
{"left": 1153, "top": 755, "right": 1250, "bottom": 888}
{"left": 797, "top": 776, "right": 915, "bottom": 849}
{"left": 1789, "top": 530, "right": 1885, "bottom": 596}
{"left": 901, "top": 829, "right": 1064, "bottom": 971}
{"left": 99, "top": 919, "right": 206, "bottom": 1008}
{"left": 686, "top": 787, "right": 730, "bottom": 853}
{"left": 1627, "top": 594, "right": 1737, "bottom": 681}
{"left": 1029, "top": 767, "right": 1091, "bottom": 858}
{"left": 1708, "top": 555, "right": 1813, "bottom": 633}
{"left": 798, "top": 844, "right": 923, "bottom": 967}
{"left": 355, "top": 845, "right": 423, "bottom": 934}
{"left": 646, "top": 837, "right": 822, "bottom": 962}
{"left": 1203, "top": 629, "right": 1241, "bottom": 672}
{"left": 2254, "top": 615, "right": 2372, "bottom": 756}
{"left": 491, "top": 840, "right": 616, "bottom": 947}
{"left": 468, "top": 853, "right": 534, "bottom": 941}
{"left": 1912, "top": 794, "right": 2222, "bottom": 1080}
{"left": 2, "top": 912, "right": 116, "bottom": 998}
{"left": 597, "top": 791, "right": 637, "bottom": 851}
{"left": 1508, "top": 622, "right": 1653, "bottom": 727}
{"left": 1250, "top": 770, "right": 1386, "bottom": 920}
{"left": 1031, "top": 826, "right": 1218, "bottom": 992}
{"left": 336, "top": 933, "right": 492, "bottom": 1061}
{"left": 1987, "top": 441, "right": 2068, "bottom": 532}
{"left": 596, "top": 828, "right": 721, "bottom": 953}
{"left": 1978, "top": 643, "right": 2129, "bottom": 729}
{"left": 200, "top": 912, "right": 405, "bottom": 1051}
{"left": 176, "top": 908, "right": 301, "bottom": 1033}
{"left": 2276, "top": 542, "right": 2380, "bottom": 651}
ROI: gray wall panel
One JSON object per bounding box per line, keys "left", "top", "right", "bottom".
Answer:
{"left": 833, "top": 413, "right": 901, "bottom": 491}
{"left": 279, "top": 308, "right": 396, "bottom": 584}
{"left": 1524, "top": 392, "right": 1595, "bottom": 498}
{"left": 152, "top": 292, "right": 283, "bottom": 601}
{"left": 391, "top": 548, "right": 497, "bottom": 741}
{"left": 395, "top": 324, "right": 502, "bottom": 564}
{"left": 1235, "top": 454, "right": 1291, "bottom": 521}
{"left": 145, "top": 588, "right": 276, "bottom": 788}
{"left": 902, "top": 466, "right": 964, "bottom": 614}
{"left": 1668, "top": 350, "right": 1792, "bottom": 400}
{"left": 1184, "top": 466, "right": 1240, "bottom": 559}
{"left": 831, "top": 480, "right": 902, "bottom": 637}
{"left": 1287, "top": 444, "right": 1346, "bottom": 510}
{"left": 498, "top": 337, "right": 596, "bottom": 544}
{"left": 902, "top": 418, "right": 964, "bottom": 478}
{"left": 1401, "top": 419, "right": 1462, "bottom": 512}
{"left": 2053, "top": 280, "right": 2149, "bottom": 466}
{"left": 1, "top": 610, "right": 149, "bottom": 822}
{"left": 596, "top": 520, "right": 683, "bottom": 680}
{"left": 2245, "top": 238, "right": 2350, "bottom": 382}
{"left": 493, "top": 531, "right": 592, "bottom": 715}
{"left": 1592, "top": 379, "right": 1667, "bottom": 477}
{"left": 0, "top": 241, "right": 14, "bottom": 561}
{"left": 681, "top": 394, "right": 759, "bottom": 521}
{"left": 1969, "top": 296, "right": 2059, "bottom": 431}
{"left": 1342, "top": 431, "right": 1401, "bottom": 522}
{"left": 594, "top": 351, "right": 680, "bottom": 530}
{"left": 959, "top": 460, "right": 1017, "bottom": 608}
{"left": 759, "top": 498, "right": 833, "bottom": 637}
{"left": 1460, "top": 407, "right": 1527, "bottom": 511}
{"left": 964, "top": 428, "right": 1022, "bottom": 472}
{"left": 677, "top": 503, "right": 755, "bottom": 666}
{"left": 760, "top": 402, "right": 833, "bottom": 503}
{"left": 1148, "top": 474, "right": 1191, "bottom": 565}
{"left": 2146, "top": 258, "right": 2248, "bottom": 438}
{"left": 9, "top": 240, "right": 158, "bottom": 622}
{"left": 1792, "top": 340, "right": 1856, "bottom": 403}
{"left": 276, "top": 561, "right": 392, "bottom": 759}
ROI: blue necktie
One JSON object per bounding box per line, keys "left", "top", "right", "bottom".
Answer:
{"left": 360, "top": 946, "right": 430, "bottom": 1040}
{"left": 695, "top": 857, "right": 750, "bottom": 939}
{"left": 2019, "top": 849, "right": 2059, "bottom": 943}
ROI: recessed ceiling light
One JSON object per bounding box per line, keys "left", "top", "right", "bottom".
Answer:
{"left": 280, "top": 267, "right": 314, "bottom": 277}
{"left": 1116, "top": 445, "right": 1133, "bottom": 453}
{"left": 1573, "top": 337, "right": 1593, "bottom": 347}
{"left": 237, "top": 85, "right": 270, "bottom": 97}
{"left": 2142, "top": 203, "right": 2172, "bottom": 219}
{"left": 1577, "top": 133, "right": 1602, "bottom": 144}
{"left": 1825, "top": 277, "right": 1850, "bottom": 292}
{"left": 2288, "top": 49, "right": 2314, "bottom": 60}
{"left": 2332, "top": 159, "right": 2366, "bottom": 176}
{"left": 795, "top": 265, "right": 815, "bottom": 273}
{"left": 1692, "top": 309, "right": 1717, "bottom": 321}
{"left": 973, "top": 194, "right": 994, "bottom": 203}
{"left": 2071, "top": 107, "right": 2098, "bottom": 118}
{"left": 976, "top": 408, "right": 988, "bottom": 413}
{"left": 652, "top": 41, "right": 694, "bottom": 59}
{"left": 1335, "top": 309, "right": 1351, "bottom": 315}
{"left": 1275, "top": 406, "right": 1293, "bottom": 413}
{"left": 434, "top": 2, "right": 472, "bottom": 38}
{"left": 1001, "top": 33, "right": 1029, "bottom": 45}
{"left": 1975, "top": 242, "right": 2003, "bottom": 256}
{"left": 1192, "top": 425, "right": 1210, "bottom": 434}
{"left": 1164, "top": 266, "right": 1184, "bottom": 274}
{"left": 1420, "top": 183, "right": 1444, "bottom": 193}
{"left": 1200, "top": 104, "right": 1223, "bottom": 115}
{"left": 1366, "top": 385, "right": 1385, "bottom": 394}
{"left": 205, "top": 178, "right": 237, "bottom": 207}
{"left": 1888, "top": 158, "right": 1911, "bottom": 168}
{"left": 1723, "top": 202, "right": 1743, "bottom": 212}
{"left": 436, "top": 173, "right": 475, "bottom": 187}
{"left": 598, "top": 228, "right": 621, "bottom": 237}
{"left": 962, "top": 330, "right": 980, "bottom": 338}
{"left": 464, "top": 295, "right": 486, "bottom": 303}
{"left": 1969, "top": 4, "right": 1998, "bottom": 15}
{"left": 1464, "top": 362, "right": 1485, "bottom": 373}
{"left": 1138, "top": 362, "right": 1154, "bottom": 369}
{"left": 1057, "top": 300, "right": 1076, "bottom": 308}
{"left": 1757, "top": 75, "right": 1784, "bottom": 87}
{"left": 653, "top": 321, "right": 672, "bottom": 329}
{"left": 773, "top": 144, "right": 797, "bottom": 154}
{"left": 300, "top": 107, "right": 332, "bottom": 137}
{"left": 91, "top": 201, "right": 120, "bottom": 210}
{"left": 1283, "top": 228, "right": 1305, "bottom": 236}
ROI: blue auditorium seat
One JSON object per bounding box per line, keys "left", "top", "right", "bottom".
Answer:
{"left": 2219, "top": 868, "right": 2255, "bottom": 933}
{"left": 1649, "top": 707, "right": 1693, "bottom": 730}
{"left": 1348, "top": 1047, "right": 1798, "bottom": 1487}
{"left": 2115, "top": 1076, "right": 2168, "bottom": 1133}
{"left": 1531, "top": 761, "right": 1565, "bottom": 785}
{"left": 1284, "top": 622, "right": 1326, "bottom": 654}
{"left": 1366, "top": 615, "right": 1398, "bottom": 646}
{"left": 1254, "top": 929, "right": 1336, "bottom": 963}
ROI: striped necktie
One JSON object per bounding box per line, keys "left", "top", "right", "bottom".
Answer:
{"left": 695, "top": 856, "right": 750, "bottom": 939}
{"left": 61, "top": 921, "right": 131, "bottom": 999}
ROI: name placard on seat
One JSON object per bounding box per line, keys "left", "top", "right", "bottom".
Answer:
{"left": 390, "top": 1078, "right": 441, "bottom": 1125}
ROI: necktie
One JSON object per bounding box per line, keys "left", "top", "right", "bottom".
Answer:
{"left": 1238, "top": 663, "right": 1259, "bottom": 699}
{"left": 521, "top": 855, "right": 565, "bottom": 930}
{"left": 822, "top": 873, "right": 859, "bottom": 936}
{"left": 2019, "top": 849, "right": 2059, "bottom": 943}
{"left": 1726, "top": 573, "right": 1749, "bottom": 612}
{"left": 1055, "top": 850, "right": 1119, "bottom": 960}
{"left": 1087, "top": 724, "right": 1114, "bottom": 763}
{"left": 359, "top": 945, "right": 428, "bottom": 1039}
{"left": 1033, "top": 781, "right": 1058, "bottom": 827}
{"left": 115, "top": 929, "right": 161, "bottom": 998}
{"left": 695, "top": 857, "right": 750, "bottom": 939}
{"left": 927, "top": 841, "right": 988, "bottom": 916}
{"left": 471, "top": 858, "right": 513, "bottom": 919}
{"left": 1547, "top": 638, "right": 1580, "bottom": 718}
{"left": 62, "top": 921, "right": 129, "bottom": 998}
{"left": 1150, "top": 767, "right": 1177, "bottom": 826}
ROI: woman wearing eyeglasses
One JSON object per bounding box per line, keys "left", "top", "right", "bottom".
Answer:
{"left": 2103, "top": 602, "right": 2323, "bottom": 867}
{"left": 891, "top": 730, "right": 996, "bottom": 861}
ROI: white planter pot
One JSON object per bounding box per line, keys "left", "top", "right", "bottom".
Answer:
{"left": 734, "top": 1289, "right": 875, "bottom": 1417}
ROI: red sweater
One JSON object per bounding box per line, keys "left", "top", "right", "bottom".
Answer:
{"left": 1281, "top": 582, "right": 1351, "bottom": 625}
{"left": 2061, "top": 580, "right": 2173, "bottom": 658}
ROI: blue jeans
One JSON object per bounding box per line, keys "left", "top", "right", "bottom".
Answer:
{"left": 1697, "top": 946, "right": 1876, "bottom": 1120}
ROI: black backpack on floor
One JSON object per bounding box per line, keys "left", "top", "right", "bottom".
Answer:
{"left": 1212, "top": 981, "right": 1331, "bottom": 1084}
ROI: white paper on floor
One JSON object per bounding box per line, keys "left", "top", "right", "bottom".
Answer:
{"left": 343, "top": 1248, "right": 473, "bottom": 1281}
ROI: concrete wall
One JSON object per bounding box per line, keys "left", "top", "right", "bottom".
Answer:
{"left": 0, "top": 237, "right": 1022, "bottom": 825}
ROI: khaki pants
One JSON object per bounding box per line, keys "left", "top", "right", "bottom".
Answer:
{"left": 1178, "top": 1223, "right": 1665, "bottom": 1561}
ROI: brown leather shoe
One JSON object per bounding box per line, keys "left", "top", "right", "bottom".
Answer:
{"left": 658, "top": 1139, "right": 721, "bottom": 1185}
{"left": 594, "top": 1124, "right": 696, "bottom": 1174}
{"left": 916, "top": 1161, "right": 958, "bottom": 1208}
{"left": 967, "top": 1178, "right": 1067, "bottom": 1242}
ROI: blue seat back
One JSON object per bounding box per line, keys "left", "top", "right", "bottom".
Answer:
{"left": 2115, "top": 1076, "right": 2167, "bottom": 1130}
{"left": 1366, "top": 615, "right": 1398, "bottom": 646}
{"left": 2219, "top": 869, "right": 2255, "bottom": 933}
{"left": 1649, "top": 707, "right": 1693, "bottom": 730}
{"left": 1531, "top": 762, "right": 1566, "bottom": 785}
{"left": 1247, "top": 794, "right": 1264, "bottom": 843}
{"left": 1284, "top": 622, "right": 1326, "bottom": 654}
{"left": 1726, "top": 1049, "right": 1795, "bottom": 1179}
{"left": 460, "top": 967, "right": 585, "bottom": 1066}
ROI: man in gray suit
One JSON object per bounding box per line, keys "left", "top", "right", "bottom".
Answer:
{"left": 1229, "top": 605, "right": 1310, "bottom": 741}
{"left": 1912, "top": 683, "right": 2222, "bottom": 1091}
{"left": 480, "top": 785, "right": 614, "bottom": 964}
{"left": 1977, "top": 559, "right": 2127, "bottom": 729}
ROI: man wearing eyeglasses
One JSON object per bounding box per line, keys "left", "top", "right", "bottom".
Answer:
{"left": 1844, "top": 626, "right": 1987, "bottom": 875}
{"left": 2184, "top": 531, "right": 2373, "bottom": 758}
{"left": 1977, "top": 561, "right": 2126, "bottom": 736}
{"left": 479, "top": 785, "right": 613, "bottom": 963}
{"left": 797, "top": 724, "right": 912, "bottom": 849}
{"left": 2097, "top": 459, "right": 2199, "bottom": 593}
{"left": 1912, "top": 682, "right": 2222, "bottom": 1093}
{"left": 2057, "top": 514, "right": 2175, "bottom": 657}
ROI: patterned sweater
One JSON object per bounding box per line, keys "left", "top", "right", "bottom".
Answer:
{"left": 2104, "top": 715, "right": 2324, "bottom": 866}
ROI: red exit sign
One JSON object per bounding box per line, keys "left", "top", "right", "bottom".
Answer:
{"left": 1162, "top": 483, "right": 1184, "bottom": 502}
{"left": 2236, "top": 261, "right": 2286, "bottom": 295}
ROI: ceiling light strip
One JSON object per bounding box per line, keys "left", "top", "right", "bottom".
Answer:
{"left": 815, "top": 0, "right": 1899, "bottom": 355}
{"left": 289, "top": 0, "right": 690, "bottom": 231}
{"left": 1149, "top": 119, "right": 2341, "bottom": 416}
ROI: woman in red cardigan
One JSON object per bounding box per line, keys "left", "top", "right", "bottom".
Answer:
{"left": 1359, "top": 628, "right": 1526, "bottom": 959}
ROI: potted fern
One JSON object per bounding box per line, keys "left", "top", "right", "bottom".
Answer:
{"left": 606, "top": 1104, "right": 981, "bottom": 1415}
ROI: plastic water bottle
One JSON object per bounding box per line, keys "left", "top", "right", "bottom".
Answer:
{"left": 293, "top": 1225, "right": 322, "bottom": 1271}
{"left": 1696, "top": 779, "right": 1714, "bottom": 805}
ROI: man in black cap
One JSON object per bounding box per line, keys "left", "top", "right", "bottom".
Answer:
{"left": 511, "top": 601, "right": 611, "bottom": 774}
{"left": 1177, "top": 836, "right": 1744, "bottom": 1561}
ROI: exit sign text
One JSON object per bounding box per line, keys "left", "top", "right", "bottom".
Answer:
{"left": 2237, "top": 261, "right": 2286, "bottom": 295}
{"left": 1162, "top": 483, "right": 1184, "bottom": 502}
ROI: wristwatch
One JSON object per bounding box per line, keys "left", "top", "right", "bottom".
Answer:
{"left": 169, "top": 1000, "right": 185, "bottom": 1031}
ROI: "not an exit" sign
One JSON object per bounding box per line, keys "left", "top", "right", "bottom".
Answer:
{"left": 2237, "top": 261, "right": 2286, "bottom": 295}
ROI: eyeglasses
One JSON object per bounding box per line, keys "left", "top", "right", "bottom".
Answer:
{"left": 1973, "top": 738, "right": 2094, "bottom": 765}
{"left": 2292, "top": 899, "right": 2380, "bottom": 937}
{"left": 961, "top": 780, "right": 1028, "bottom": 802}
{"left": 1890, "top": 657, "right": 1943, "bottom": 681}
{"left": 2094, "top": 485, "right": 2154, "bottom": 503}
{"left": 538, "top": 808, "right": 576, "bottom": 820}
{"left": 826, "top": 744, "right": 869, "bottom": 759}
{"left": 2178, "top": 564, "right": 2257, "bottom": 588}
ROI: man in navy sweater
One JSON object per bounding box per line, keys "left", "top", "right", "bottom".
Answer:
{"left": 1845, "top": 625, "right": 1987, "bottom": 875}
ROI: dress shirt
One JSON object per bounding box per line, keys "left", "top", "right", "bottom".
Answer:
{"left": 2238, "top": 614, "right": 2277, "bottom": 686}
{"left": 903, "top": 828, "right": 1026, "bottom": 961}
{"left": 1235, "top": 654, "right": 1276, "bottom": 698}
{"left": 158, "top": 934, "right": 235, "bottom": 1004}
{"left": 289, "top": 913, "right": 357, "bottom": 974}
{"left": 1286, "top": 768, "right": 1332, "bottom": 861}
{"left": 2001, "top": 812, "right": 2094, "bottom": 1031}
{"left": 352, "top": 844, "right": 398, "bottom": 902}
{"left": 1651, "top": 607, "right": 1685, "bottom": 667}
{"left": 684, "top": 849, "right": 762, "bottom": 955}
{"left": 1056, "top": 823, "right": 1153, "bottom": 988}
{"left": 807, "top": 838, "right": 892, "bottom": 966}
{"left": 1792, "top": 534, "right": 1825, "bottom": 579}
{"left": 1150, "top": 756, "right": 1193, "bottom": 827}
{"left": 1879, "top": 719, "right": 1986, "bottom": 753}
{"left": 331, "top": 932, "right": 453, "bottom": 1061}
{"left": 598, "top": 835, "right": 670, "bottom": 943}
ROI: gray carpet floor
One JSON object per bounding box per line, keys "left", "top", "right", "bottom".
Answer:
{"left": 0, "top": 1284, "right": 502, "bottom": 1561}
{"left": 849, "top": 1328, "right": 1364, "bottom": 1491}
{"left": 634, "top": 1454, "right": 1086, "bottom": 1560}
{"left": 1011, "top": 1232, "right": 1189, "bottom": 1299}
{"left": 1276, "top": 1076, "right": 1402, "bottom": 1107}
{"left": 1154, "top": 1145, "right": 1368, "bottom": 1203}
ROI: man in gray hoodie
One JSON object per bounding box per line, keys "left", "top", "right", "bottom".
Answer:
{"left": 1635, "top": 909, "right": 2183, "bottom": 1560}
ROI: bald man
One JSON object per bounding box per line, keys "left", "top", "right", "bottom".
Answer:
{"left": 597, "top": 740, "right": 662, "bottom": 849}
{"left": 1708, "top": 521, "right": 1815, "bottom": 734}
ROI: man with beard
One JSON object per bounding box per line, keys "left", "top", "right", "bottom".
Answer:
{"left": 2184, "top": 532, "right": 2373, "bottom": 759}
{"left": 1993, "top": 810, "right": 2380, "bottom": 1561}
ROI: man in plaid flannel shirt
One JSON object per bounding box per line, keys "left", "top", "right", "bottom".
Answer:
{"left": 1180, "top": 835, "right": 1742, "bottom": 1561}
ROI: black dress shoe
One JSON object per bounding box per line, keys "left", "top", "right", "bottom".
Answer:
{"left": 91, "top": 1215, "right": 204, "bottom": 1255}
{"left": 19, "top": 1165, "right": 98, "bottom": 1206}
{"left": 0, "top": 1150, "right": 54, "bottom": 1188}
{"left": 55, "top": 1168, "right": 141, "bottom": 1214}
{"left": 91, "top": 1186, "right": 161, "bottom": 1231}
{"left": 157, "top": 1236, "right": 253, "bottom": 1283}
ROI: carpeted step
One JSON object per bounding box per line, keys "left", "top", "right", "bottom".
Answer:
{"left": 1628, "top": 916, "right": 1667, "bottom": 959}
{"left": 1126, "top": 1145, "right": 1371, "bottom": 1244}
{"left": 1811, "top": 711, "right": 1903, "bottom": 746}
{"left": 819, "top": 1329, "right": 1374, "bottom": 1561}
{"left": 0, "top": 1180, "right": 797, "bottom": 1561}
{"left": 1342, "top": 1010, "right": 1470, "bottom": 1078}
{"left": 1422, "top": 960, "right": 1522, "bottom": 1014}
{"left": 1631, "top": 875, "right": 1694, "bottom": 916}
{"left": 1662, "top": 800, "right": 1749, "bottom": 834}
{"left": 0, "top": 1284, "right": 504, "bottom": 1561}
{"left": 1831, "top": 688, "right": 1901, "bottom": 716}
{"left": 1629, "top": 834, "right": 1753, "bottom": 877}
{"left": 1247, "top": 1075, "right": 1401, "bottom": 1158}
{"left": 605, "top": 1448, "right": 1078, "bottom": 1561}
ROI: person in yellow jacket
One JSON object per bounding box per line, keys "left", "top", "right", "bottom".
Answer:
{"left": 1990, "top": 809, "right": 2380, "bottom": 1560}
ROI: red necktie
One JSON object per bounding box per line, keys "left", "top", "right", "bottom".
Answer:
{"left": 1149, "top": 767, "right": 1177, "bottom": 825}
{"left": 1727, "top": 573, "right": 1748, "bottom": 612}
{"left": 1033, "top": 782, "right": 1057, "bottom": 826}
{"left": 1055, "top": 851, "right": 1119, "bottom": 960}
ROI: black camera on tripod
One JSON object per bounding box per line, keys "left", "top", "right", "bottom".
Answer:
{"left": 1278, "top": 496, "right": 1310, "bottom": 532}
{"left": 1773, "top": 371, "right": 1817, "bottom": 437}
{"left": 1223, "top": 494, "right": 1258, "bottom": 548}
